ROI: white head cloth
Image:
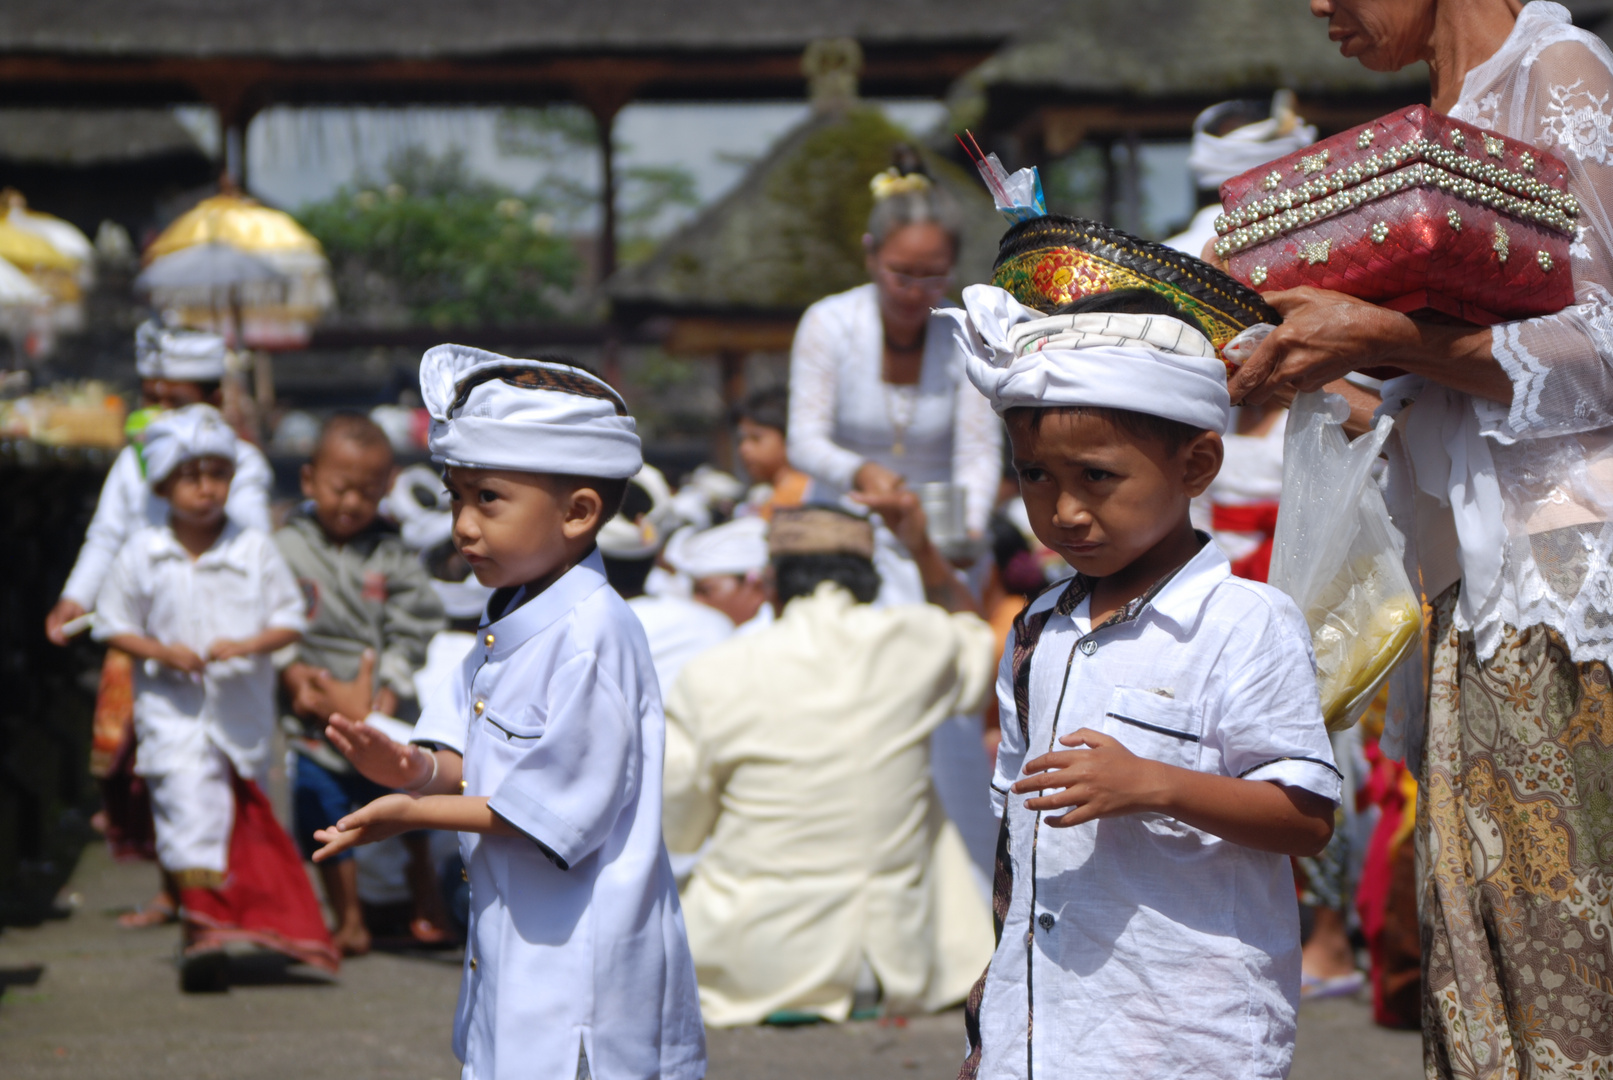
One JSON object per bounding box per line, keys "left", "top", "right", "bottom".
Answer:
{"left": 1187, "top": 102, "right": 1317, "bottom": 191}
{"left": 432, "top": 574, "right": 494, "bottom": 620}
{"left": 420, "top": 344, "right": 641, "bottom": 478}
{"left": 597, "top": 464, "right": 675, "bottom": 559}
{"left": 141, "top": 403, "right": 238, "bottom": 485}
{"left": 666, "top": 516, "right": 769, "bottom": 580}
{"left": 135, "top": 320, "right": 228, "bottom": 381}
{"left": 937, "top": 284, "right": 1232, "bottom": 433}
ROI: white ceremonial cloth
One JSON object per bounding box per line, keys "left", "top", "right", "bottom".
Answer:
{"left": 92, "top": 523, "right": 306, "bottom": 780}
{"left": 787, "top": 283, "right": 1002, "bottom": 534}
{"left": 135, "top": 321, "right": 228, "bottom": 381}
{"left": 1194, "top": 410, "right": 1288, "bottom": 565}
{"left": 663, "top": 583, "right": 998, "bottom": 1026}
{"left": 410, "top": 549, "right": 705, "bottom": 1080}
{"left": 1163, "top": 204, "right": 1224, "bottom": 261}
{"left": 941, "top": 284, "right": 1232, "bottom": 432}
{"left": 628, "top": 593, "right": 736, "bottom": 692}
{"left": 420, "top": 344, "right": 641, "bottom": 479}
{"left": 977, "top": 540, "right": 1339, "bottom": 1080}
{"left": 1187, "top": 114, "right": 1317, "bottom": 191}
{"left": 147, "top": 744, "right": 234, "bottom": 874}
{"left": 59, "top": 437, "right": 271, "bottom": 609}
{"left": 666, "top": 516, "right": 768, "bottom": 579}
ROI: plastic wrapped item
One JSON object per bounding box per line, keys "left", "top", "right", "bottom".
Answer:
{"left": 1269, "top": 391, "right": 1421, "bottom": 731}
{"left": 957, "top": 131, "right": 1046, "bottom": 224}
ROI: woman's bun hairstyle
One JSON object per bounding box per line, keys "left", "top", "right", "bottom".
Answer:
{"left": 866, "top": 144, "right": 962, "bottom": 252}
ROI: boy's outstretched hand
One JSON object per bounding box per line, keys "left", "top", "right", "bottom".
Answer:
{"left": 1014, "top": 729, "right": 1166, "bottom": 828}
{"left": 326, "top": 713, "right": 429, "bottom": 790}
{"left": 312, "top": 793, "right": 418, "bottom": 862}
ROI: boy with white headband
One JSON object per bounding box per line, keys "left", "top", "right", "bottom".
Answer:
{"left": 310, "top": 347, "right": 705, "bottom": 1080}
{"left": 939, "top": 286, "right": 1340, "bottom": 1080}
{"left": 92, "top": 404, "right": 334, "bottom": 991}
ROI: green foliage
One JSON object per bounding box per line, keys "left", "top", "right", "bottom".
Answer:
{"left": 299, "top": 149, "right": 582, "bottom": 326}
{"left": 1043, "top": 144, "right": 1109, "bottom": 220}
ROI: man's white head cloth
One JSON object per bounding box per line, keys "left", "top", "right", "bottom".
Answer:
{"left": 420, "top": 344, "right": 641, "bottom": 478}
{"left": 135, "top": 320, "right": 228, "bottom": 382}
{"left": 1187, "top": 91, "right": 1317, "bottom": 192}
{"left": 141, "top": 403, "right": 238, "bottom": 485}
{"left": 937, "top": 284, "right": 1231, "bottom": 434}
{"left": 666, "top": 516, "right": 769, "bottom": 580}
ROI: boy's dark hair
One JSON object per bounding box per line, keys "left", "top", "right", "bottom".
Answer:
{"left": 773, "top": 553, "right": 881, "bottom": 607}
{"left": 1009, "top": 288, "right": 1211, "bottom": 454}
{"left": 313, "top": 411, "right": 392, "bottom": 462}
{"left": 602, "top": 554, "right": 655, "bottom": 599}
{"left": 565, "top": 475, "right": 631, "bottom": 522}
{"left": 730, "top": 386, "right": 788, "bottom": 435}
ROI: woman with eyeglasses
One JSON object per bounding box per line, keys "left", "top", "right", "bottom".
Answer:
{"left": 785, "top": 158, "right": 1001, "bottom": 543}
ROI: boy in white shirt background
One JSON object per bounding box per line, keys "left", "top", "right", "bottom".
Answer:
{"left": 942, "top": 286, "right": 1340, "bottom": 1080}
{"left": 311, "top": 347, "right": 705, "bottom": 1080}
{"left": 91, "top": 404, "right": 336, "bottom": 992}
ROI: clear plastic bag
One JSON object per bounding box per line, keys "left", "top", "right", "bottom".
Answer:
{"left": 1268, "top": 391, "right": 1422, "bottom": 731}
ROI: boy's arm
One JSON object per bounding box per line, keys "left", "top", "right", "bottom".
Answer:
{"left": 210, "top": 627, "right": 301, "bottom": 661}
{"left": 1014, "top": 729, "right": 1334, "bottom": 856}
{"left": 311, "top": 791, "right": 515, "bottom": 862}
{"left": 105, "top": 633, "right": 206, "bottom": 675}
{"left": 324, "top": 712, "right": 463, "bottom": 794}
{"left": 212, "top": 534, "right": 308, "bottom": 661}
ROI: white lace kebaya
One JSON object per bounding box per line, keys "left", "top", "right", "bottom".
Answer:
{"left": 1379, "top": 2, "right": 1613, "bottom": 703}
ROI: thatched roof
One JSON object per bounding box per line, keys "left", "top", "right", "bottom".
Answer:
{"left": 0, "top": 0, "right": 1051, "bottom": 58}
{"left": 609, "top": 105, "right": 1005, "bottom": 319}
{"left": 0, "top": 109, "right": 205, "bottom": 165}
{"left": 958, "top": 0, "right": 1425, "bottom": 112}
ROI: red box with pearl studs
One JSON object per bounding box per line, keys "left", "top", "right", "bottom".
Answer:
{"left": 1213, "top": 105, "right": 1578, "bottom": 324}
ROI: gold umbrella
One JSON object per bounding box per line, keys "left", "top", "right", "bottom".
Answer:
{"left": 145, "top": 193, "right": 333, "bottom": 348}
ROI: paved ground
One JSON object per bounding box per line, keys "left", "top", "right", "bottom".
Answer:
{"left": 0, "top": 844, "right": 1424, "bottom": 1079}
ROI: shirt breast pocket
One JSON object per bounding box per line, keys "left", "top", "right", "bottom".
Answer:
{"left": 1100, "top": 687, "right": 1203, "bottom": 771}
{"left": 481, "top": 705, "right": 545, "bottom": 744}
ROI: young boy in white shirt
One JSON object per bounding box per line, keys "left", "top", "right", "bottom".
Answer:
{"left": 311, "top": 346, "right": 706, "bottom": 1080}
{"left": 941, "top": 287, "right": 1341, "bottom": 1080}
{"left": 92, "top": 404, "right": 336, "bottom": 991}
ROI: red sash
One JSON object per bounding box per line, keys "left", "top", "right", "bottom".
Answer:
{"left": 180, "top": 770, "right": 340, "bottom": 973}
{"left": 1211, "top": 501, "right": 1279, "bottom": 583}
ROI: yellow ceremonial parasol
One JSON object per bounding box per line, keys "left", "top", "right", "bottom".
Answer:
{"left": 144, "top": 192, "right": 333, "bottom": 349}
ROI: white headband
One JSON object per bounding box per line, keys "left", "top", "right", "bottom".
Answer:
{"left": 141, "top": 403, "right": 237, "bottom": 485}
{"left": 666, "top": 516, "right": 769, "bottom": 579}
{"left": 421, "top": 344, "right": 642, "bottom": 479}
{"left": 939, "top": 284, "right": 1232, "bottom": 433}
{"left": 135, "top": 320, "right": 228, "bottom": 381}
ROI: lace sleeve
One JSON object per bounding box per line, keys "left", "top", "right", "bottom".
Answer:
{"left": 786, "top": 301, "right": 867, "bottom": 489}
{"left": 1479, "top": 38, "right": 1613, "bottom": 442}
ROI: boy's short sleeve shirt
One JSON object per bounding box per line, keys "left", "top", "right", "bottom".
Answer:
{"left": 977, "top": 540, "right": 1339, "bottom": 1080}
{"left": 409, "top": 549, "right": 704, "bottom": 1080}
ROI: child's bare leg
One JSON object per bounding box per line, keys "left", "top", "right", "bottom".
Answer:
{"left": 318, "top": 859, "right": 371, "bottom": 956}
{"left": 118, "top": 869, "right": 179, "bottom": 929}
{"left": 1302, "top": 905, "right": 1357, "bottom": 978}
{"left": 403, "top": 832, "right": 454, "bottom": 943}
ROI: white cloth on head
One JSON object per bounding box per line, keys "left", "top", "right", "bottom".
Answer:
{"left": 939, "top": 284, "right": 1232, "bottom": 432}
{"left": 1187, "top": 113, "right": 1316, "bottom": 191}
{"left": 666, "top": 517, "right": 769, "bottom": 580}
{"left": 419, "top": 343, "right": 641, "bottom": 478}
{"left": 597, "top": 464, "right": 676, "bottom": 559}
{"left": 140, "top": 403, "right": 239, "bottom": 484}
{"left": 135, "top": 321, "right": 229, "bottom": 381}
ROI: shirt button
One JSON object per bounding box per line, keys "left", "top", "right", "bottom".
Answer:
{"left": 1079, "top": 639, "right": 1098, "bottom": 656}
{"left": 469, "top": 957, "right": 477, "bottom": 971}
{"left": 484, "top": 633, "right": 495, "bottom": 647}
{"left": 461, "top": 867, "right": 469, "bottom": 883}
{"left": 474, "top": 700, "right": 485, "bottom": 715}
{"left": 1038, "top": 913, "right": 1056, "bottom": 932}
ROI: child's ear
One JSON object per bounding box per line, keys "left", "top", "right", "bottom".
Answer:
{"left": 560, "top": 485, "right": 605, "bottom": 541}
{"left": 300, "top": 461, "right": 318, "bottom": 501}
{"left": 1180, "top": 430, "right": 1223, "bottom": 499}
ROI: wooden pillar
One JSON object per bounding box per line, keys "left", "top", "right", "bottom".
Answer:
{"left": 577, "top": 82, "right": 639, "bottom": 287}
{"left": 713, "top": 349, "right": 748, "bottom": 470}
{"left": 1100, "top": 137, "right": 1119, "bottom": 226}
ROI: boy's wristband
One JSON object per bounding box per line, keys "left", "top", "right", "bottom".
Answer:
{"left": 402, "top": 746, "right": 438, "bottom": 794}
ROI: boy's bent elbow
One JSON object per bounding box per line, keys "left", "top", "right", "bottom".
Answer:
{"left": 1283, "top": 789, "right": 1337, "bottom": 858}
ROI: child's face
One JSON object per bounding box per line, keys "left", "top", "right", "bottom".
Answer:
{"left": 157, "top": 455, "right": 234, "bottom": 526}
{"left": 301, "top": 436, "right": 395, "bottom": 543}
{"left": 1008, "top": 410, "right": 1221, "bottom": 580}
{"left": 443, "top": 466, "right": 607, "bottom": 590}
{"left": 736, "top": 419, "right": 788, "bottom": 484}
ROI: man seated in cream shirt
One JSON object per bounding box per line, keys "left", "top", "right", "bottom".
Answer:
{"left": 663, "top": 502, "right": 996, "bottom": 1026}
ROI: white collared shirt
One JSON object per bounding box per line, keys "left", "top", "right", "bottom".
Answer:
{"left": 411, "top": 549, "right": 705, "bottom": 1080}
{"left": 61, "top": 439, "right": 273, "bottom": 609}
{"left": 92, "top": 523, "right": 305, "bottom": 780}
{"left": 974, "top": 540, "right": 1339, "bottom": 1080}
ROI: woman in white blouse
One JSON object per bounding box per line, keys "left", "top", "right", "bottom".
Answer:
{"left": 787, "top": 170, "right": 1001, "bottom": 537}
